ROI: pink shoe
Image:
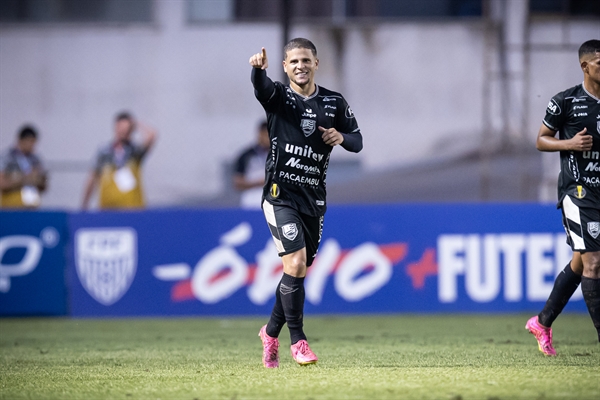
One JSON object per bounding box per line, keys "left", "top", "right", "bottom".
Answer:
{"left": 290, "top": 340, "right": 318, "bottom": 365}
{"left": 258, "top": 325, "right": 279, "bottom": 368}
{"left": 526, "top": 316, "right": 557, "bottom": 356}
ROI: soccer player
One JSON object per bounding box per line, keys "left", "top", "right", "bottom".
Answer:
{"left": 81, "top": 112, "right": 157, "bottom": 210}
{"left": 249, "top": 38, "right": 363, "bottom": 367}
{"left": 527, "top": 39, "right": 600, "bottom": 354}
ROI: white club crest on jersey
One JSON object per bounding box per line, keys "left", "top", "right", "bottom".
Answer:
{"left": 282, "top": 223, "right": 298, "bottom": 241}
{"left": 301, "top": 119, "right": 316, "bottom": 137}
{"left": 75, "top": 228, "right": 137, "bottom": 306}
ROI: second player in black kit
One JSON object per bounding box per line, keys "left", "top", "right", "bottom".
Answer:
{"left": 250, "top": 38, "right": 362, "bottom": 368}
{"left": 528, "top": 40, "right": 600, "bottom": 352}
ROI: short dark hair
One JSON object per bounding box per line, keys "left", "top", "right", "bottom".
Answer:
{"left": 578, "top": 39, "right": 600, "bottom": 60}
{"left": 283, "top": 38, "right": 317, "bottom": 59}
{"left": 115, "top": 111, "right": 133, "bottom": 122}
{"left": 18, "top": 125, "right": 37, "bottom": 140}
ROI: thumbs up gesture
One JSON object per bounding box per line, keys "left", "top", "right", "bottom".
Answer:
{"left": 569, "top": 127, "right": 593, "bottom": 151}
{"left": 249, "top": 47, "right": 268, "bottom": 70}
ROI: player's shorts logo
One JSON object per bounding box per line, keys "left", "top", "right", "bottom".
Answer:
{"left": 588, "top": 222, "right": 600, "bottom": 239}
{"left": 75, "top": 228, "right": 137, "bottom": 306}
{"left": 300, "top": 119, "right": 316, "bottom": 137}
{"left": 574, "top": 185, "right": 586, "bottom": 199}
{"left": 281, "top": 223, "right": 298, "bottom": 241}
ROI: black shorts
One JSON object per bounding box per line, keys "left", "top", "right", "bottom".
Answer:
{"left": 262, "top": 200, "right": 324, "bottom": 267}
{"left": 561, "top": 195, "right": 600, "bottom": 252}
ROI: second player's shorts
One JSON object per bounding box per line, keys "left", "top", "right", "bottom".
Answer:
{"left": 262, "top": 200, "right": 324, "bottom": 266}
{"left": 561, "top": 195, "right": 600, "bottom": 252}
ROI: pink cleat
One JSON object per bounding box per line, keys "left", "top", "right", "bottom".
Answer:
{"left": 290, "top": 340, "right": 318, "bottom": 365}
{"left": 259, "top": 325, "right": 279, "bottom": 368}
{"left": 526, "top": 316, "right": 557, "bottom": 356}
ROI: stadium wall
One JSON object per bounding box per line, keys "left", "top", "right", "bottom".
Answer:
{"left": 1, "top": 0, "right": 597, "bottom": 209}
{"left": 0, "top": 205, "right": 587, "bottom": 317}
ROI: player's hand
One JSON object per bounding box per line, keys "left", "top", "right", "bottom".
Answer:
{"left": 319, "top": 126, "right": 344, "bottom": 146}
{"left": 249, "top": 47, "right": 268, "bottom": 70}
{"left": 569, "top": 127, "right": 593, "bottom": 151}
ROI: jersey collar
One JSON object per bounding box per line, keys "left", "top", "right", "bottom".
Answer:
{"left": 582, "top": 82, "right": 600, "bottom": 102}
{"left": 289, "top": 84, "right": 319, "bottom": 100}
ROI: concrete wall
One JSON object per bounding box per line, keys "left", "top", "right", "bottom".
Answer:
{"left": 0, "top": 0, "right": 598, "bottom": 208}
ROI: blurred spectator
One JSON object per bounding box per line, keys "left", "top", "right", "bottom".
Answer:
{"left": 82, "top": 112, "right": 157, "bottom": 210}
{"left": 0, "top": 125, "right": 47, "bottom": 209}
{"left": 233, "top": 120, "right": 269, "bottom": 209}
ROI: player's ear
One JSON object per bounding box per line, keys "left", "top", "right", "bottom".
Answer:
{"left": 580, "top": 60, "right": 588, "bottom": 74}
{"left": 315, "top": 58, "right": 319, "bottom": 70}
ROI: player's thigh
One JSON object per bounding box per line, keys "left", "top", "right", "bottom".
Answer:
{"left": 262, "top": 200, "right": 306, "bottom": 257}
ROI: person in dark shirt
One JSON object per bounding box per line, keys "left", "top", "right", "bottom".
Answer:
{"left": 232, "top": 121, "right": 270, "bottom": 209}
{"left": 250, "top": 38, "right": 362, "bottom": 367}
{"left": 527, "top": 39, "right": 600, "bottom": 354}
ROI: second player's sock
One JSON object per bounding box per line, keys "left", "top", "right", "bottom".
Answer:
{"left": 538, "top": 262, "right": 582, "bottom": 327}
{"left": 279, "top": 273, "right": 307, "bottom": 344}
{"left": 581, "top": 277, "right": 600, "bottom": 342}
{"left": 266, "top": 280, "right": 286, "bottom": 338}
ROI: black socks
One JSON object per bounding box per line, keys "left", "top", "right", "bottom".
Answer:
{"left": 581, "top": 277, "right": 600, "bottom": 342}
{"left": 538, "top": 263, "right": 582, "bottom": 328}
{"left": 266, "top": 273, "right": 307, "bottom": 344}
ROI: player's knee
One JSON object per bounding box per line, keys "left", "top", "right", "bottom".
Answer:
{"left": 582, "top": 252, "right": 600, "bottom": 278}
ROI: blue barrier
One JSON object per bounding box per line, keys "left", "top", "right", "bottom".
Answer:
{"left": 0, "top": 211, "right": 68, "bottom": 316}
{"left": 65, "top": 204, "right": 586, "bottom": 317}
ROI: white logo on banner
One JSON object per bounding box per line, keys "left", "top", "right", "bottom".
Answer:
{"left": 75, "top": 228, "right": 137, "bottom": 306}
{"left": 0, "top": 228, "right": 59, "bottom": 293}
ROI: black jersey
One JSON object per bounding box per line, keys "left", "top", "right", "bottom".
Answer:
{"left": 252, "top": 69, "right": 362, "bottom": 216}
{"left": 543, "top": 83, "right": 600, "bottom": 208}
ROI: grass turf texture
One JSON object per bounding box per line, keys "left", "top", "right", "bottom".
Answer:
{"left": 1, "top": 315, "right": 598, "bottom": 400}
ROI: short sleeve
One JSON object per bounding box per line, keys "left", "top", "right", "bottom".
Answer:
{"left": 542, "top": 93, "right": 565, "bottom": 132}
{"left": 335, "top": 96, "right": 361, "bottom": 135}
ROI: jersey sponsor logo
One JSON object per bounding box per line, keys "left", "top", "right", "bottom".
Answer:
{"left": 585, "top": 162, "right": 600, "bottom": 172}
{"left": 284, "top": 143, "right": 324, "bottom": 162}
{"left": 574, "top": 185, "right": 586, "bottom": 199}
{"left": 597, "top": 121, "right": 600, "bottom": 134}
{"left": 325, "top": 112, "right": 335, "bottom": 117}
{"left": 322, "top": 97, "right": 335, "bottom": 102}
{"left": 345, "top": 105, "right": 355, "bottom": 119}
{"left": 547, "top": 99, "right": 561, "bottom": 115}
{"left": 570, "top": 97, "right": 586, "bottom": 103}
{"left": 583, "top": 151, "right": 600, "bottom": 160}
{"left": 285, "top": 157, "right": 321, "bottom": 175}
{"left": 316, "top": 200, "right": 324, "bottom": 206}
{"left": 278, "top": 171, "right": 319, "bottom": 186}
{"left": 300, "top": 119, "right": 316, "bottom": 136}
{"left": 588, "top": 222, "right": 600, "bottom": 239}
{"left": 574, "top": 113, "right": 588, "bottom": 117}
{"left": 324, "top": 105, "right": 336, "bottom": 109}
{"left": 583, "top": 176, "right": 600, "bottom": 186}
{"left": 281, "top": 223, "right": 298, "bottom": 241}
{"left": 569, "top": 154, "right": 580, "bottom": 181}
{"left": 302, "top": 108, "right": 317, "bottom": 118}
{"left": 270, "top": 183, "right": 280, "bottom": 198}
{"left": 573, "top": 105, "right": 588, "bottom": 110}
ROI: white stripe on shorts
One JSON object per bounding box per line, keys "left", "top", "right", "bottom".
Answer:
{"left": 562, "top": 195, "right": 585, "bottom": 250}
{"left": 262, "top": 200, "right": 285, "bottom": 253}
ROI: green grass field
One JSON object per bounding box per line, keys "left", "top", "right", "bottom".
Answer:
{"left": 1, "top": 314, "right": 598, "bottom": 400}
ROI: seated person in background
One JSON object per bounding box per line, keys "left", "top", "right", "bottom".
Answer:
{"left": 0, "top": 125, "right": 47, "bottom": 209}
{"left": 233, "top": 120, "right": 270, "bottom": 210}
{"left": 82, "top": 112, "right": 157, "bottom": 210}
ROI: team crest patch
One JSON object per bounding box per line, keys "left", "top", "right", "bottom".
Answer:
{"left": 281, "top": 223, "right": 298, "bottom": 241}
{"left": 301, "top": 119, "right": 316, "bottom": 137}
{"left": 75, "top": 228, "right": 137, "bottom": 306}
{"left": 588, "top": 222, "right": 600, "bottom": 239}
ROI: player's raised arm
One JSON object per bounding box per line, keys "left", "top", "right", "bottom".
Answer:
{"left": 249, "top": 47, "right": 269, "bottom": 70}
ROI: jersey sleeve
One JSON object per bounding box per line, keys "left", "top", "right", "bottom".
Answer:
{"left": 336, "top": 96, "right": 362, "bottom": 153}
{"left": 542, "top": 92, "right": 566, "bottom": 132}
{"left": 251, "top": 68, "right": 281, "bottom": 113}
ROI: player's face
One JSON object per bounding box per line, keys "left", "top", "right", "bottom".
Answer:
{"left": 18, "top": 137, "right": 36, "bottom": 155}
{"left": 582, "top": 52, "right": 600, "bottom": 84}
{"left": 115, "top": 119, "right": 134, "bottom": 142}
{"left": 283, "top": 48, "right": 318, "bottom": 88}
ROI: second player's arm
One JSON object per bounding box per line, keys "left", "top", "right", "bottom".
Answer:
{"left": 536, "top": 124, "right": 592, "bottom": 152}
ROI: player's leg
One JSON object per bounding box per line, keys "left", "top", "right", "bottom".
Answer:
{"left": 538, "top": 252, "right": 583, "bottom": 326}
{"left": 581, "top": 251, "right": 600, "bottom": 342}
